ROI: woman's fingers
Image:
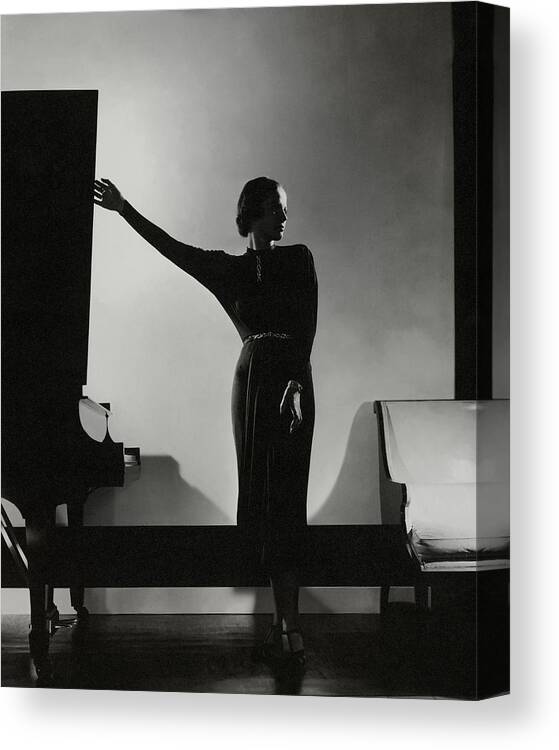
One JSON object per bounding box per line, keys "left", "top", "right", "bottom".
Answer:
{"left": 289, "top": 406, "right": 303, "bottom": 434}
{"left": 94, "top": 181, "right": 108, "bottom": 196}
{"left": 93, "top": 178, "right": 122, "bottom": 210}
{"left": 93, "top": 180, "right": 117, "bottom": 209}
{"left": 95, "top": 178, "right": 118, "bottom": 194}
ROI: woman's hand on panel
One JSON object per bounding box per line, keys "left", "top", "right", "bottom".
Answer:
{"left": 280, "top": 381, "right": 303, "bottom": 434}
{"left": 94, "top": 178, "right": 124, "bottom": 213}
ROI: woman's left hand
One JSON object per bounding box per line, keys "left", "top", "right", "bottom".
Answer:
{"left": 280, "top": 383, "right": 303, "bottom": 434}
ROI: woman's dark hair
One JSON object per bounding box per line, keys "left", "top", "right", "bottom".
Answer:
{"left": 236, "top": 176, "right": 280, "bottom": 237}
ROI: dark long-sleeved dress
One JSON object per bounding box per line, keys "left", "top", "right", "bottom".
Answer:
{"left": 121, "top": 202, "right": 317, "bottom": 572}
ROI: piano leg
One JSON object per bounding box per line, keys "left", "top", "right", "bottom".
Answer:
{"left": 44, "top": 506, "right": 60, "bottom": 634}
{"left": 68, "top": 498, "right": 89, "bottom": 623}
{"left": 25, "top": 508, "right": 54, "bottom": 685}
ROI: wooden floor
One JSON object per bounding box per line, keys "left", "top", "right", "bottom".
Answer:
{"left": 1, "top": 607, "right": 505, "bottom": 699}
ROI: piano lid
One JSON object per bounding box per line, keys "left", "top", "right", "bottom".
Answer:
{"left": 1, "top": 90, "right": 99, "bottom": 395}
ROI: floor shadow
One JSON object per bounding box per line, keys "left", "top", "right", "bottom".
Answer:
{"left": 3, "top": 610, "right": 486, "bottom": 698}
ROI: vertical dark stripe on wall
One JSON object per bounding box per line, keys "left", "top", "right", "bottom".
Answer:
{"left": 452, "top": 2, "right": 494, "bottom": 399}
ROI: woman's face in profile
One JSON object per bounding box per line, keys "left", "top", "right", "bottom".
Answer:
{"left": 251, "top": 187, "right": 288, "bottom": 243}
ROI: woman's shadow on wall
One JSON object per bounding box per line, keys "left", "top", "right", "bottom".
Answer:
{"left": 84, "top": 455, "right": 232, "bottom": 527}
{"left": 310, "top": 401, "right": 382, "bottom": 525}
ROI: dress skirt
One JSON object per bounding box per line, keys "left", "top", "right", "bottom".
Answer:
{"left": 232, "top": 337, "right": 315, "bottom": 574}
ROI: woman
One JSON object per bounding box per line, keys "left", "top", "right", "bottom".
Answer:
{"left": 94, "top": 176, "right": 317, "bottom": 667}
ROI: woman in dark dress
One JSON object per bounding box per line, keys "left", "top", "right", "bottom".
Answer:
{"left": 94, "top": 176, "right": 317, "bottom": 665}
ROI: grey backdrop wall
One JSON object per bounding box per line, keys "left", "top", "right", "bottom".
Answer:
{"left": 2, "top": 3, "right": 454, "bottom": 612}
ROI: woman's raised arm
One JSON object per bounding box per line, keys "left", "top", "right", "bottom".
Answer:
{"left": 93, "top": 178, "right": 229, "bottom": 289}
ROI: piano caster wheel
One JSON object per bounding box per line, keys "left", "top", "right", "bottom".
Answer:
{"left": 46, "top": 606, "right": 60, "bottom": 636}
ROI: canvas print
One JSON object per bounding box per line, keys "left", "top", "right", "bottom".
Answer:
{"left": 1, "top": 2, "right": 510, "bottom": 699}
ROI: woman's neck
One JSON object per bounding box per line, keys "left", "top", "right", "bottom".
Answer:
{"left": 247, "top": 233, "right": 275, "bottom": 251}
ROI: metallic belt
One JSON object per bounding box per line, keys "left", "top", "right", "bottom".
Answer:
{"left": 243, "top": 332, "right": 293, "bottom": 343}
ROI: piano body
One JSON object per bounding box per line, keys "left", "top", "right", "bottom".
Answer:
{"left": 1, "top": 90, "right": 139, "bottom": 682}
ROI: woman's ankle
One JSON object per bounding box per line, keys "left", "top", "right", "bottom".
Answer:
{"left": 279, "top": 615, "right": 300, "bottom": 632}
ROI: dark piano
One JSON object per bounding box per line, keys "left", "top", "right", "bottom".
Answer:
{"left": 1, "top": 90, "right": 140, "bottom": 683}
